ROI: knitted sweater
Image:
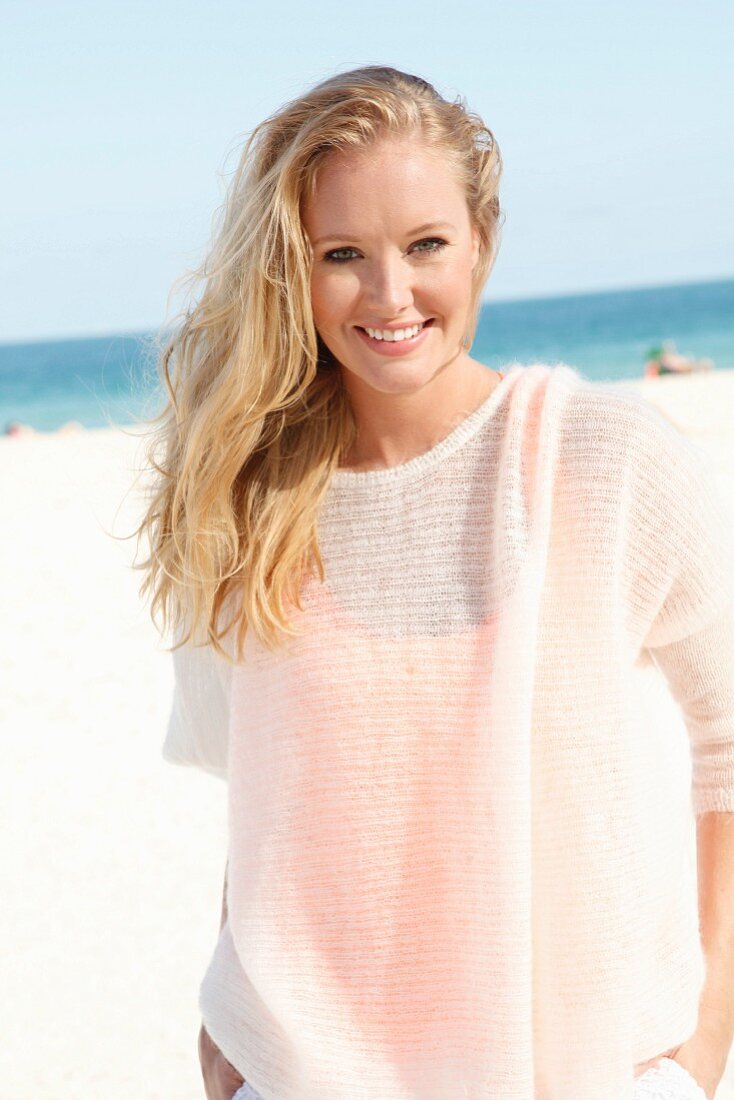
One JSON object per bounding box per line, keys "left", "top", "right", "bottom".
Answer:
{"left": 162, "top": 362, "right": 734, "bottom": 1100}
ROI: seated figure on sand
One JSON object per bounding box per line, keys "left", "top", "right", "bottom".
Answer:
{"left": 644, "top": 339, "right": 714, "bottom": 378}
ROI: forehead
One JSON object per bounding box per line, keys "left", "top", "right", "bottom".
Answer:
{"left": 302, "top": 139, "right": 465, "bottom": 229}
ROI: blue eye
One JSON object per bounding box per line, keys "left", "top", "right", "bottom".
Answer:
{"left": 323, "top": 237, "right": 448, "bottom": 263}
{"left": 323, "top": 247, "right": 357, "bottom": 263}
{"left": 413, "top": 237, "right": 448, "bottom": 255}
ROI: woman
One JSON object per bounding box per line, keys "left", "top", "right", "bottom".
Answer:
{"left": 136, "top": 66, "right": 734, "bottom": 1099}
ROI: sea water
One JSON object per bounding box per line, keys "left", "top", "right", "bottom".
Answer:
{"left": 1, "top": 277, "right": 732, "bottom": 433}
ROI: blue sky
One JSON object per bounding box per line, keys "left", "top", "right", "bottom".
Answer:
{"left": 2, "top": 0, "right": 732, "bottom": 343}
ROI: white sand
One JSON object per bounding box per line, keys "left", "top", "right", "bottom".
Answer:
{"left": 1, "top": 370, "right": 733, "bottom": 1099}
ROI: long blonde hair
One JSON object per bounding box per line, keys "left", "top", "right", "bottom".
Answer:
{"left": 133, "top": 64, "right": 504, "bottom": 663}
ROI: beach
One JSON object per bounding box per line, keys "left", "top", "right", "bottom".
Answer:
{"left": 2, "top": 370, "right": 734, "bottom": 1099}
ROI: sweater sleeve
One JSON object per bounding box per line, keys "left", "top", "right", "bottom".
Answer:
{"left": 644, "top": 599, "right": 734, "bottom": 815}
{"left": 162, "top": 625, "right": 231, "bottom": 782}
{"left": 631, "top": 401, "right": 734, "bottom": 814}
{"left": 634, "top": 411, "right": 734, "bottom": 650}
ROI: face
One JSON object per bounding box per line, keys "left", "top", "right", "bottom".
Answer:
{"left": 301, "top": 136, "right": 481, "bottom": 401}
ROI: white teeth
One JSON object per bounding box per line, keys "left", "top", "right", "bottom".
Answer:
{"left": 364, "top": 322, "right": 424, "bottom": 342}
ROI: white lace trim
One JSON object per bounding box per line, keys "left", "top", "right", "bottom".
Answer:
{"left": 634, "top": 1057, "right": 707, "bottom": 1099}
{"left": 232, "top": 1084, "right": 266, "bottom": 1100}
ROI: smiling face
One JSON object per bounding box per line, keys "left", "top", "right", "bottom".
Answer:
{"left": 301, "top": 136, "right": 481, "bottom": 402}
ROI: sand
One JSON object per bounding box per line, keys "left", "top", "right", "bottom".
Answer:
{"left": 1, "top": 369, "right": 733, "bottom": 1099}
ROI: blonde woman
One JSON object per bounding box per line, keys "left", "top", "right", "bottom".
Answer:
{"left": 135, "top": 67, "right": 734, "bottom": 1100}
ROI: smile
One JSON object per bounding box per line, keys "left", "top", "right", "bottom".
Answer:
{"left": 354, "top": 318, "right": 434, "bottom": 356}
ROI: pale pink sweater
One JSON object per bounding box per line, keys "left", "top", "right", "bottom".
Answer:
{"left": 163, "top": 363, "right": 734, "bottom": 1100}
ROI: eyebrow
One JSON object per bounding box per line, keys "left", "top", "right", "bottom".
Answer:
{"left": 311, "top": 221, "right": 457, "bottom": 246}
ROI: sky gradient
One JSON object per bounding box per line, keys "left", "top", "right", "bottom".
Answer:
{"left": 2, "top": 0, "right": 732, "bottom": 343}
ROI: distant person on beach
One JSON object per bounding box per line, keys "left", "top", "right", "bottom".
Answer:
{"left": 3, "top": 419, "right": 83, "bottom": 437}
{"left": 4, "top": 420, "right": 35, "bottom": 437}
{"left": 644, "top": 339, "right": 714, "bottom": 378}
{"left": 134, "top": 66, "right": 734, "bottom": 1100}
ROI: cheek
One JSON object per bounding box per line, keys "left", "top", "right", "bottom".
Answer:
{"left": 423, "top": 260, "right": 473, "bottom": 305}
{"left": 428, "top": 275, "right": 470, "bottom": 318}
{"left": 309, "top": 271, "right": 352, "bottom": 331}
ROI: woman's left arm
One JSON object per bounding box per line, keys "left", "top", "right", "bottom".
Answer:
{"left": 644, "top": 599, "right": 734, "bottom": 1098}
{"left": 686, "top": 812, "right": 734, "bottom": 1074}
{"left": 628, "top": 403, "right": 734, "bottom": 1096}
{"left": 653, "top": 812, "right": 734, "bottom": 1100}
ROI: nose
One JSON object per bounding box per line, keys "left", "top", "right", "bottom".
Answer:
{"left": 362, "top": 252, "right": 416, "bottom": 317}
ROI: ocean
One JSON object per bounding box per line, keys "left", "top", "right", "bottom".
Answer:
{"left": 1, "top": 276, "right": 732, "bottom": 433}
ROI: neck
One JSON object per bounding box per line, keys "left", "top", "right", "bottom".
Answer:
{"left": 338, "top": 359, "right": 502, "bottom": 473}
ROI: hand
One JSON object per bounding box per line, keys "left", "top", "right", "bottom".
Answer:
{"left": 633, "top": 1026, "right": 730, "bottom": 1100}
{"left": 198, "top": 1021, "right": 247, "bottom": 1100}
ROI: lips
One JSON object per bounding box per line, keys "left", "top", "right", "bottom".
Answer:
{"left": 353, "top": 317, "right": 435, "bottom": 356}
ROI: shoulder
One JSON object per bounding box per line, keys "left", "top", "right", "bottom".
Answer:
{"left": 559, "top": 369, "right": 672, "bottom": 446}
{"left": 511, "top": 360, "right": 668, "bottom": 442}
{"left": 498, "top": 362, "right": 704, "bottom": 516}
{"left": 548, "top": 366, "right": 689, "bottom": 485}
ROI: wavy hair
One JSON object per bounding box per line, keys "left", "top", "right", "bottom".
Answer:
{"left": 133, "top": 64, "right": 504, "bottom": 663}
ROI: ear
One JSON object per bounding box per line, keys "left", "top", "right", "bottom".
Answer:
{"left": 470, "top": 225, "right": 481, "bottom": 271}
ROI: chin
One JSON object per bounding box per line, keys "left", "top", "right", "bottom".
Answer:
{"left": 366, "top": 367, "right": 444, "bottom": 396}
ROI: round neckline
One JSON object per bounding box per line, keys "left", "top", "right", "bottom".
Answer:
{"left": 330, "top": 365, "right": 519, "bottom": 490}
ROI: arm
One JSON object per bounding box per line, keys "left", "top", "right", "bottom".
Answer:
{"left": 162, "top": 623, "right": 230, "bottom": 781}
{"left": 633, "top": 684, "right": 734, "bottom": 1100}
{"left": 628, "top": 408, "right": 734, "bottom": 1097}
{"left": 658, "top": 813, "right": 734, "bottom": 1100}
{"left": 696, "top": 811, "right": 734, "bottom": 1047}
{"left": 643, "top": 601, "right": 734, "bottom": 1098}
{"left": 198, "top": 859, "right": 244, "bottom": 1100}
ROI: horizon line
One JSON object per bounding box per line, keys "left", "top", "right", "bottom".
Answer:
{"left": 1, "top": 272, "right": 732, "bottom": 349}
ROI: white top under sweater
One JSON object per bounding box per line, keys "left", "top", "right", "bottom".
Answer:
{"left": 163, "top": 362, "right": 734, "bottom": 1100}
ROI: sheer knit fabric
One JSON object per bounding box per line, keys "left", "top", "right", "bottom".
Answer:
{"left": 163, "top": 362, "right": 734, "bottom": 1100}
